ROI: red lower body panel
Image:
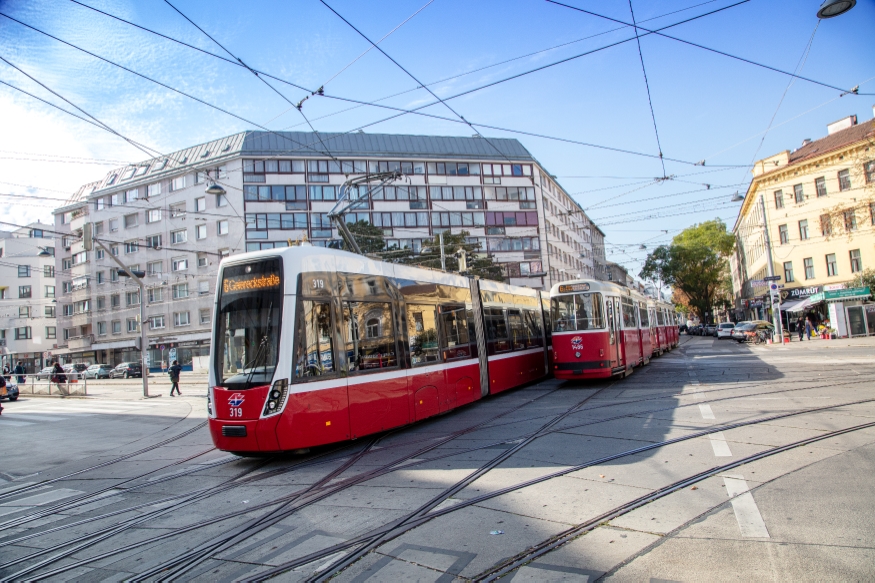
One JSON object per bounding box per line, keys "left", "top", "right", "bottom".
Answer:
{"left": 552, "top": 331, "right": 619, "bottom": 380}
{"left": 488, "top": 349, "right": 547, "bottom": 394}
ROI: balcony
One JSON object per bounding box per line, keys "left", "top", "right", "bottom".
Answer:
{"left": 71, "top": 311, "right": 91, "bottom": 327}
{"left": 68, "top": 335, "right": 93, "bottom": 350}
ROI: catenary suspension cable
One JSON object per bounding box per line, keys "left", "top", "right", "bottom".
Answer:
{"left": 628, "top": 0, "right": 667, "bottom": 177}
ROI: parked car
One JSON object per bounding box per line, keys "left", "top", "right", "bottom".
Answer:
{"left": 63, "top": 363, "right": 89, "bottom": 378}
{"left": 704, "top": 324, "right": 718, "bottom": 336}
{"left": 0, "top": 380, "right": 19, "bottom": 402}
{"left": 109, "top": 362, "right": 142, "bottom": 379}
{"left": 84, "top": 364, "right": 113, "bottom": 379}
{"left": 716, "top": 322, "right": 736, "bottom": 339}
{"left": 734, "top": 321, "right": 774, "bottom": 343}
{"left": 35, "top": 366, "right": 55, "bottom": 380}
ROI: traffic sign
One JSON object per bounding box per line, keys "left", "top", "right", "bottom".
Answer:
{"left": 159, "top": 344, "right": 166, "bottom": 351}
{"left": 169, "top": 348, "right": 177, "bottom": 361}
{"left": 763, "top": 275, "right": 782, "bottom": 281}
{"left": 770, "top": 284, "right": 777, "bottom": 290}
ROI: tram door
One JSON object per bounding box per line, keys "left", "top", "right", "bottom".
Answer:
{"left": 606, "top": 296, "right": 621, "bottom": 367}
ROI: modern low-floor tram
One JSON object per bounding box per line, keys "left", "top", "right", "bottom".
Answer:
{"left": 207, "top": 245, "right": 551, "bottom": 454}
{"left": 550, "top": 279, "right": 668, "bottom": 380}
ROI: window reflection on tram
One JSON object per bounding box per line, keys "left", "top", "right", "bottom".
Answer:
{"left": 551, "top": 293, "right": 605, "bottom": 331}
{"left": 343, "top": 301, "right": 397, "bottom": 371}
{"left": 215, "top": 258, "right": 282, "bottom": 389}
{"left": 294, "top": 301, "right": 335, "bottom": 378}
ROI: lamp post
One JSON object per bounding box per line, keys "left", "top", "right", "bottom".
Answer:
{"left": 817, "top": 0, "right": 855, "bottom": 18}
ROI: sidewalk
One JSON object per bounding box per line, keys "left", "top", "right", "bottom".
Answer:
{"left": 767, "top": 334, "right": 875, "bottom": 349}
{"left": 14, "top": 371, "right": 210, "bottom": 401}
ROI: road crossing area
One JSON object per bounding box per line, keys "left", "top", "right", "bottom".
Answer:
{"left": 0, "top": 399, "right": 190, "bottom": 429}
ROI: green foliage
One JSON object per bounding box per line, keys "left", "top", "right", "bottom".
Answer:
{"left": 345, "top": 220, "right": 388, "bottom": 255}
{"left": 851, "top": 268, "right": 875, "bottom": 290}
{"left": 640, "top": 219, "right": 735, "bottom": 322}
{"left": 408, "top": 231, "right": 505, "bottom": 282}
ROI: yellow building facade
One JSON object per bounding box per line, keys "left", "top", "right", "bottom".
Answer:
{"left": 731, "top": 113, "right": 874, "bottom": 337}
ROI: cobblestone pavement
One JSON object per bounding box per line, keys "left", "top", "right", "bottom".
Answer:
{"left": 0, "top": 335, "right": 873, "bottom": 582}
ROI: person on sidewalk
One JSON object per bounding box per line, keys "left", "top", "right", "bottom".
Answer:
{"left": 13, "top": 361, "right": 25, "bottom": 384}
{"left": 51, "top": 361, "right": 68, "bottom": 396}
{"left": 805, "top": 317, "right": 813, "bottom": 341}
{"left": 168, "top": 360, "right": 182, "bottom": 396}
{"left": 0, "top": 374, "right": 6, "bottom": 416}
{"left": 796, "top": 316, "right": 804, "bottom": 341}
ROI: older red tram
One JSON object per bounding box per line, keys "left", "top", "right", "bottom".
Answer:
{"left": 550, "top": 280, "right": 655, "bottom": 380}
{"left": 207, "top": 245, "right": 550, "bottom": 454}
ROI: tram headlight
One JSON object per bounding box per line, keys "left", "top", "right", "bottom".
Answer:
{"left": 263, "top": 378, "right": 288, "bottom": 417}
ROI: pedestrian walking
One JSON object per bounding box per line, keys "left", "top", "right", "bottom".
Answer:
{"left": 805, "top": 317, "right": 813, "bottom": 341}
{"left": 0, "top": 374, "right": 6, "bottom": 416}
{"left": 168, "top": 360, "right": 182, "bottom": 396}
{"left": 51, "top": 361, "right": 68, "bottom": 396}
{"left": 13, "top": 361, "right": 25, "bottom": 384}
{"left": 796, "top": 316, "right": 804, "bottom": 341}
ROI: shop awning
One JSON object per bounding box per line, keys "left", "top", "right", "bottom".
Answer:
{"left": 781, "top": 297, "right": 812, "bottom": 312}
{"left": 808, "top": 286, "right": 871, "bottom": 304}
{"left": 92, "top": 339, "right": 137, "bottom": 350}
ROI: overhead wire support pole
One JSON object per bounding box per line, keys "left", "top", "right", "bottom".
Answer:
{"left": 328, "top": 171, "right": 402, "bottom": 256}
{"left": 759, "top": 194, "right": 784, "bottom": 342}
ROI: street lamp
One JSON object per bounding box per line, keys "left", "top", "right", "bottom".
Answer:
{"left": 205, "top": 182, "right": 226, "bottom": 196}
{"left": 731, "top": 191, "right": 744, "bottom": 202}
{"left": 116, "top": 268, "right": 152, "bottom": 397}
{"left": 817, "top": 0, "right": 855, "bottom": 18}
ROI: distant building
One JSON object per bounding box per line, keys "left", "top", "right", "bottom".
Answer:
{"left": 731, "top": 111, "right": 875, "bottom": 336}
{"left": 0, "top": 223, "right": 57, "bottom": 372}
{"left": 52, "top": 131, "right": 606, "bottom": 366}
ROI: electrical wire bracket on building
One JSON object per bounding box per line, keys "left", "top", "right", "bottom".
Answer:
{"left": 328, "top": 171, "right": 402, "bottom": 255}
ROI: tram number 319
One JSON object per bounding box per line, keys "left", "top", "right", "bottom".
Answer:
{"left": 312, "top": 279, "right": 325, "bottom": 290}
{"left": 229, "top": 407, "right": 244, "bottom": 417}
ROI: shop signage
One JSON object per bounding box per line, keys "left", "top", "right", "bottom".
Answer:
{"left": 808, "top": 286, "right": 871, "bottom": 303}
{"left": 748, "top": 279, "right": 766, "bottom": 286}
{"left": 763, "top": 275, "right": 782, "bottom": 282}
{"left": 780, "top": 285, "right": 821, "bottom": 302}
{"left": 823, "top": 283, "right": 847, "bottom": 291}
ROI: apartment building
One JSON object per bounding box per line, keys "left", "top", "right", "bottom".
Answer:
{"left": 0, "top": 223, "right": 58, "bottom": 372}
{"left": 731, "top": 111, "right": 875, "bottom": 336}
{"left": 53, "top": 131, "right": 605, "bottom": 367}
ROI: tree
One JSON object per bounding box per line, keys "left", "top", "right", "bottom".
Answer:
{"left": 640, "top": 219, "right": 735, "bottom": 323}
{"left": 406, "top": 230, "right": 505, "bottom": 282}
{"left": 851, "top": 268, "right": 875, "bottom": 290}
{"left": 344, "top": 220, "right": 387, "bottom": 254}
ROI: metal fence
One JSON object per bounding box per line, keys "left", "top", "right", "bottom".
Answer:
{"left": 13, "top": 372, "right": 88, "bottom": 396}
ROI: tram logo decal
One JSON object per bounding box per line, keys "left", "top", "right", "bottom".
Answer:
{"left": 228, "top": 393, "right": 245, "bottom": 407}
{"left": 570, "top": 336, "right": 583, "bottom": 349}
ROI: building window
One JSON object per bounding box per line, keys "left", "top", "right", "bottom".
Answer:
{"left": 125, "top": 187, "right": 139, "bottom": 201}
{"left": 219, "top": 248, "right": 230, "bottom": 258}
{"left": 62, "top": 303, "right": 73, "bottom": 316}
{"left": 171, "top": 229, "right": 187, "bottom": 244}
{"left": 112, "top": 320, "right": 121, "bottom": 334}
{"left": 95, "top": 296, "right": 105, "bottom": 310}
{"left": 838, "top": 169, "right": 851, "bottom": 191}
{"left": 111, "top": 293, "right": 120, "bottom": 308}
{"left": 844, "top": 209, "right": 857, "bottom": 232}
{"left": 773, "top": 190, "right": 783, "bottom": 209}
{"left": 820, "top": 214, "right": 832, "bottom": 237}
{"left": 864, "top": 161, "right": 875, "bottom": 184}
{"left": 216, "top": 193, "right": 228, "bottom": 207}
{"left": 124, "top": 213, "right": 138, "bottom": 228}
{"left": 43, "top": 326, "right": 56, "bottom": 339}
{"left": 815, "top": 176, "right": 827, "bottom": 197}
{"left": 127, "top": 318, "right": 139, "bottom": 332}
{"left": 199, "top": 308, "right": 211, "bottom": 324}
{"left": 126, "top": 291, "right": 140, "bottom": 306}
{"left": 147, "top": 260, "right": 163, "bottom": 276}
{"left": 110, "top": 269, "right": 119, "bottom": 283}
{"left": 196, "top": 224, "right": 207, "bottom": 240}
{"left": 44, "top": 265, "right": 54, "bottom": 277}
{"left": 111, "top": 245, "right": 119, "bottom": 256}
{"left": 172, "top": 257, "right": 188, "bottom": 271}
{"left": 217, "top": 220, "right": 229, "bottom": 235}
{"left": 850, "top": 249, "right": 862, "bottom": 273}
{"left": 109, "top": 218, "right": 119, "bottom": 232}
{"left": 783, "top": 261, "right": 794, "bottom": 283}
{"left": 19, "top": 285, "right": 31, "bottom": 298}
{"left": 145, "top": 234, "right": 162, "bottom": 249}
{"left": 778, "top": 224, "right": 789, "bottom": 244}
{"left": 793, "top": 184, "right": 804, "bottom": 203}
{"left": 198, "top": 280, "right": 210, "bottom": 295}
{"left": 18, "top": 265, "right": 30, "bottom": 277}
{"left": 147, "top": 183, "right": 162, "bottom": 197}
{"left": 197, "top": 254, "right": 208, "bottom": 268}
{"left": 170, "top": 203, "right": 186, "bottom": 217}
{"left": 125, "top": 240, "right": 139, "bottom": 254}
{"left": 803, "top": 257, "right": 814, "bottom": 279}
{"left": 798, "top": 219, "right": 809, "bottom": 240}
{"left": 172, "top": 283, "right": 189, "bottom": 299}
{"left": 171, "top": 175, "right": 186, "bottom": 191}
{"left": 45, "top": 305, "right": 55, "bottom": 317}
{"left": 826, "top": 253, "right": 837, "bottom": 276}
{"left": 148, "top": 287, "right": 164, "bottom": 303}
{"left": 19, "top": 306, "right": 30, "bottom": 318}
{"left": 195, "top": 197, "right": 206, "bottom": 212}
{"left": 174, "top": 311, "right": 191, "bottom": 327}
{"left": 15, "top": 327, "right": 31, "bottom": 340}
{"left": 149, "top": 315, "right": 166, "bottom": 329}
{"left": 146, "top": 209, "right": 162, "bottom": 223}
{"left": 97, "top": 321, "right": 106, "bottom": 336}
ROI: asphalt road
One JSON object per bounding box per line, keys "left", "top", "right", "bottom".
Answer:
{"left": 0, "top": 335, "right": 873, "bottom": 582}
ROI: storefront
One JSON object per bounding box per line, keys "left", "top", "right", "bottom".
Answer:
{"left": 807, "top": 286, "right": 872, "bottom": 337}
{"left": 147, "top": 332, "right": 212, "bottom": 372}
{"left": 779, "top": 285, "right": 821, "bottom": 332}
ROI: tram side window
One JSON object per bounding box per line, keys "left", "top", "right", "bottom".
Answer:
{"left": 655, "top": 309, "right": 664, "bottom": 326}
{"left": 523, "top": 309, "right": 543, "bottom": 347}
{"left": 294, "top": 300, "right": 335, "bottom": 379}
{"left": 638, "top": 303, "right": 650, "bottom": 328}
{"left": 621, "top": 298, "right": 637, "bottom": 329}
{"left": 484, "top": 307, "right": 511, "bottom": 354}
{"left": 438, "top": 305, "right": 475, "bottom": 361}
{"left": 507, "top": 309, "right": 527, "bottom": 350}
{"left": 342, "top": 301, "right": 397, "bottom": 372}
{"left": 408, "top": 305, "right": 440, "bottom": 366}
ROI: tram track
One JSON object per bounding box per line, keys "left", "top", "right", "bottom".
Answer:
{"left": 247, "top": 396, "right": 875, "bottom": 582}
{"left": 5, "top": 342, "right": 870, "bottom": 580}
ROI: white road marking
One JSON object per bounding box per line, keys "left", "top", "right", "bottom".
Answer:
{"left": 11, "top": 414, "right": 72, "bottom": 422}
{"left": 698, "top": 404, "right": 716, "bottom": 420}
{"left": 0, "top": 420, "right": 35, "bottom": 427}
{"left": 723, "top": 474, "right": 770, "bottom": 538}
{"left": 709, "top": 432, "right": 733, "bottom": 457}
{"left": 0, "top": 488, "right": 84, "bottom": 517}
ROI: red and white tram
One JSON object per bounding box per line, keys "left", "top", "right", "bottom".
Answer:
{"left": 207, "top": 245, "right": 551, "bottom": 454}
{"left": 648, "top": 299, "right": 679, "bottom": 356}
{"left": 550, "top": 280, "right": 656, "bottom": 380}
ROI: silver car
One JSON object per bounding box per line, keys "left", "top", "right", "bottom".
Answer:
{"left": 716, "top": 322, "right": 735, "bottom": 339}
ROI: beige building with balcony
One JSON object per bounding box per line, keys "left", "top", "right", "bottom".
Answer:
{"left": 731, "top": 112, "right": 875, "bottom": 337}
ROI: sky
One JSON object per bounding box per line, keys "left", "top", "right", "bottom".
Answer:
{"left": 0, "top": 0, "right": 873, "bottom": 275}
